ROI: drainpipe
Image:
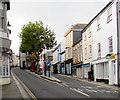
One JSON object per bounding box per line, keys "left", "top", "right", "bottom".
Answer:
{"left": 116, "top": 1, "right": 120, "bottom": 87}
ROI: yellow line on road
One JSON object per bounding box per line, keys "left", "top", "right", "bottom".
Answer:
{"left": 12, "top": 71, "right": 37, "bottom": 100}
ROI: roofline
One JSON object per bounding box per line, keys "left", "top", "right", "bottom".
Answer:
{"left": 72, "top": 38, "right": 82, "bottom": 47}
{"left": 64, "top": 24, "right": 87, "bottom": 37}
{"left": 81, "top": 0, "right": 115, "bottom": 33}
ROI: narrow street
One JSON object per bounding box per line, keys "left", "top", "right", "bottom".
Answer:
{"left": 12, "top": 67, "right": 118, "bottom": 99}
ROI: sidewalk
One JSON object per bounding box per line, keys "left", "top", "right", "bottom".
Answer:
{"left": 25, "top": 70, "right": 62, "bottom": 84}
{"left": 0, "top": 71, "right": 31, "bottom": 99}
{"left": 1, "top": 75, "right": 23, "bottom": 99}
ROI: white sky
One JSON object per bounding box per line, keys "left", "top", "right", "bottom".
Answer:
{"left": 8, "top": 0, "right": 111, "bottom": 55}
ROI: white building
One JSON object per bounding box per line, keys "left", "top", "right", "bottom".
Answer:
{"left": 19, "top": 52, "right": 26, "bottom": 69}
{"left": 60, "top": 39, "right": 66, "bottom": 74}
{"left": 12, "top": 53, "right": 19, "bottom": 67}
{"left": 82, "top": 0, "right": 120, "bottom": 85}
{"left": 0, "top": 0, "right": 11, "bottom": 85}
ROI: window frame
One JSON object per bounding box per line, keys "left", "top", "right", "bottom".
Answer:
{"left": 108, "top": 36, "right": 113, "bottom": 53}
{"left": 97, "top": 43, "right": 101, "bottom": 58}
{"left": 97, "top": 17, "right": 101, "bottom": 31}
{"left": 107, "top": 7, "right": 112, "bottom": 23}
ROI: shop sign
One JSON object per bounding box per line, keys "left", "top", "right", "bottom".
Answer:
{"left": 75, "top": 56, "right": 78, "bottom": 61}
{"left": 106, "top": 54, "right": 116, "bottom": 59}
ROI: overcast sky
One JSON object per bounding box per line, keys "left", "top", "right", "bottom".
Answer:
{"left": 7, "top": 0, "right": 111, "bottom": 55}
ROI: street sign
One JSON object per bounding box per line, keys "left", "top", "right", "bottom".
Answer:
{"left": 47, "top": 61, "right": 52, "bottom": 67}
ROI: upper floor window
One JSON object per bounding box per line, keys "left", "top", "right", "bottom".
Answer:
{"left": 89, "top": 45, "right": 92, "bottom": 58}
{"left": 0, "top": 3, "right": 4, "bottom": 30}
{"left": 88, "top": 26, "right": 92, "bottom": 38}
{"left": 84, "top": 47, "right": 87, "bottom": 60}
{"left": 97, "top": 43, "right": 101, "bottom": 58}
{"left": 97, "top": 17, "right": 101, "bottom": 31}
{"left": 84, "top": 33, "right": 87, "bottom": 41}
{"left": 0, "top": 2, "right": 3, "bottom": 10}
{"left": 108, "top": 36, "right": 113, "bottom": 53}
{"left": 107, "top": 7, "right": 112, "bottom": 23}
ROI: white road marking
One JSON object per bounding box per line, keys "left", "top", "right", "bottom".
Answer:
{"left": 91, "top": 90, "right": 98, "bottom": 93}
{"left": 11, "top": 71, "right": 30, "bottom": 98}
{"left": 62, "top": 83, "right": 69, "bottom": 87}
{"left": 97, "top": 90, "right": 104, "bottom": 93}
{"left": 70, "top": 88, "right": 90, "bottom": 97}
{"left": 85, "top": 89, "right": 92, "bottom": 92}
{"left": 12, "top": 71, "right": 37, "bottom": 100}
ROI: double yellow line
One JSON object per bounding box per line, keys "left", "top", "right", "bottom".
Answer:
{"left": 12, "top": 71, "right": 37, "bottom": 100}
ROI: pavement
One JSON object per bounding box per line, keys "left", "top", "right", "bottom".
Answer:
{"left": 0, "top": 70, "right": 31, "bottom": 100}
{"left": 0, "top": 68, "right": 119, "bottom": 99}
{"left": 1, "top": 75, "right": 23, "bottom": 99}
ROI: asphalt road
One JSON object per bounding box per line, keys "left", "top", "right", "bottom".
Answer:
{"left": 12, "top": 67, "right": 118, "bottom": 99}
{"left": 52, "top": 74, "right": 118, "bottom": 98}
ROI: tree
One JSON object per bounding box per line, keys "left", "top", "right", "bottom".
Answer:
{"left": 19, "top": 21, "right": 57, "bottom": 71}
{"left": 20, "top": 21, "right": 57, "bottom": 54}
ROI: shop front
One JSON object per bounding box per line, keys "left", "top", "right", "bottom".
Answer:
{"left": 72, "top": 62, "right": 83, "bottom": 78}
{"left": 65, "top": 58, "right": 73, "bottom": 75}
{"left": 83, "top": 63, "right": 90, "bottom": 79}
{"left": 93, "top": 56, "right": 117, "bottom": 85}
{"left": 0, "top": 53, "right": 10, "bottom": 85}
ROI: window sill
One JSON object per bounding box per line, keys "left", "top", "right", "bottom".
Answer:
{"left": 0, "top": 75, "right": 10, "bottom": 78}
{"left": 107, "top": 19, "right": 112, "bottom": 24}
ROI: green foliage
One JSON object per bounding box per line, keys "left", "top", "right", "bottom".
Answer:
{"left": 19, "top": 20, "right": 57, "bottom": 53}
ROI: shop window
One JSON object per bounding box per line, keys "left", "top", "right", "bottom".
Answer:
{"left": 3, "top": 66, "right": 5, "bottom": 76}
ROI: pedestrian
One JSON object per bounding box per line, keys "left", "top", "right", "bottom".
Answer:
{"left": 88, "top": 69, "right": 92, "bottom": 81}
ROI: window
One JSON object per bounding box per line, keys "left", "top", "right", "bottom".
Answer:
{"left": 84, "top": 47, "right": 87, "bottom": 60}
{"left": 84, "top": 34, "right": 87, "bottom": 41}
{"left": 0, "top": 67, "right": 2, "bottom": 75}
{"left": 108, "top": 36, "right": 113, "bottom": 53}
{"left": 107, "top": 7, "right": 112, "bottom": 23}
{"left": 0, "top": 2, "right": 4, "bottom": 30}
{"left": 89, "top": 45, "right": 92, "bottom": 58}
{"left": 97, "top": 43, "right": 101, "bottom": 58}
{"left": 88, "top": 26, "right": 91, "bottom": 38}
{"left": 97, "top": 17, "right": 101, "bottom": 31}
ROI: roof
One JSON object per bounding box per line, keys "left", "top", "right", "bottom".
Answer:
{"left": 64, "top": 24, "right": 86, "bottom": 37}
{"left": 81, "top": 0, "right": 115, "bottom": 33}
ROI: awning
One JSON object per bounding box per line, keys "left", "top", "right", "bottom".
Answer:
{"left": 83, "top": 63, "right": 90, "bottom": 67}
{"left": 64, "top": 58, "right": 73, "bottom": 63}
{"left": 72, "top": 62, "right": 83, "bottom": 67}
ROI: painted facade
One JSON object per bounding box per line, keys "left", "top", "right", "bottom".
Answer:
{"left": 82, "top": 0, "right": 120, "bottom": 85}
{"left": 82, "top": 25, "right": 93, "bottom": 79}
{"left": 0, "top": 0, "right": 11, "bottom": 85}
